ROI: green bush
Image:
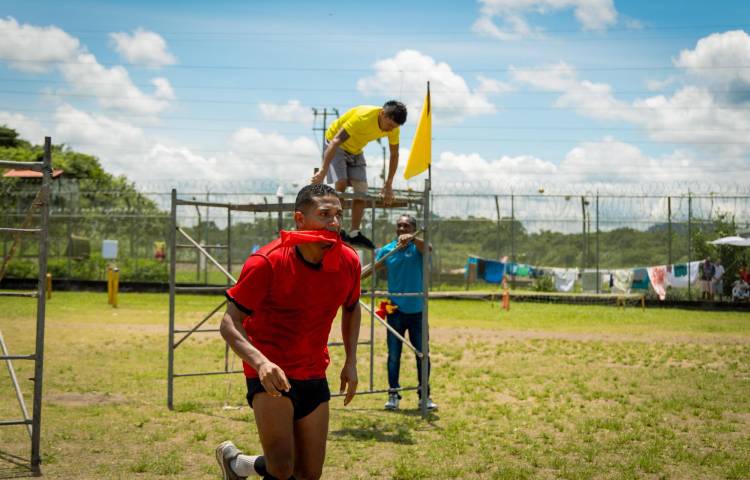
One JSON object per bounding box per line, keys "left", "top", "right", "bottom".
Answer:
{"left": 532, "top": 275, "right": 555, "bottom": 292}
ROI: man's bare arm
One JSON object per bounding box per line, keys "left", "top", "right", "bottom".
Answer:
{"left": 220, "top": 302, "right": 290, "bottom": 395}
{"left": 311, "top": 129, "right": 350, "bottom": 184}
{"left": 339, "top": 303, "right": 361, "bottom": 405}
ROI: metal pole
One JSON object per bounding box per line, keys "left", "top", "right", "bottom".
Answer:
{"left": 369, "top": 200, "right": 375, "bottom": 392}
{"left": 596, "top": 193, "right": 600, "bottom": 294}
{"left": 510, "top": 194, "right": 516, "bottom": 289}
{"left": 667, "top": 196, "right": 672, "bottom": 267}
{"left": 494, "top": 195, "right": 501, "bottom": 259}
{"left": 204, "top": 192, "right": 209, "bottom": 285}
{"left": 168, "top": 189, "right": 177, "bottom": 409}
{"left": 227, "top": 207, "right": 232, "bottom": 286}
{"left": 30, "top": 136, "right": 52, "bottom": 475}
{"left": 581, "top": 195, "right": 587, "bottom": 270}
{"left": 420, "top": 175, "right": 431, "bottom": 417}
{"left": 688, "top": 191, "right": 693, "bottom": 300}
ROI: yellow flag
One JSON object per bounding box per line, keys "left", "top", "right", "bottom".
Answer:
{"left": 403, "top": 88, "right": 431, "bottom": 179}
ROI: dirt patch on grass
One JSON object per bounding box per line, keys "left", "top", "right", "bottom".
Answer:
{"left": 47, "top": 392, "right": 128, "bottom": 406}
{"left": 430, "top": 326, "right": 750, "bottom": 345}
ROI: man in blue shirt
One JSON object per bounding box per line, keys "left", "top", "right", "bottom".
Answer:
{"left": 375, "top": 214, "right": 437, "bottom": 411}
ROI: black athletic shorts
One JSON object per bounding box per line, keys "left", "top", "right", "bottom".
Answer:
{"left": 246, "top": 377, "right": 330, "bottom": 420}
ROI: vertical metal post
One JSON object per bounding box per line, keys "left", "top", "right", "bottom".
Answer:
{"left": 227, "top": 207, "right": 232, "bottom": 286}
{"left": 277, "top": 191, "right": 283, "bottom": 234}
{"left": 510, "top": 194, "right": 516, "bottom": 289}
{"left": 595, "top": 193, "right": 600, "bottom": 294}
{"left": 510, "top": 194, "right": 515, "bottom": 263}
{"left": 420, "top": 177, "right": 431, "bottom": 417}
{"left": 66, "top": 215, "right": 72, "bottom": 278}
{"left": 667, "top": 196, "right": 672, "bottom": 267}
{"left": 167, "top": 189, "right": 177, "bottom": 409}
{"left": 494, "top": 195, "right": 501, "bottom": 259}
{"left": 30, "top": 137, "right": 52, "bottom": 475}
{"left": 688, "top": 191, "right": 693, "bottom": 300}
{"left": 204, "top": 192, "right": 209, "bottom": 285}
{"left": 369, "top": 200, "right": 375, "bottom": 392}
{"left": 581, "top": 196, "right": 587, "bottom": 269}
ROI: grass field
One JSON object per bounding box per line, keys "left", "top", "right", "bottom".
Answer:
{"left": 1, "top": 292, "right": 749, "bottom": 479}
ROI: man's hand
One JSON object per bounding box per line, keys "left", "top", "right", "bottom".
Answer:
{"left": 339, "top": 362, "right": 358, "bottom": 406}
{"left": 310, "top": 170, "right": 327, "bottom": 185}
{"left": 397, "top": 233, "right": 415, "bottom": 248}
{"left": 381, "top": 184, "right": 394, "bottom": 206}
{"left": 257, "top": 361, "right": 291, "bottom": 397}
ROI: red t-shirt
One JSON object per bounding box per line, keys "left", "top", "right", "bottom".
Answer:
{"left": 225, "top": 236, "right": 361, "bottom": 380}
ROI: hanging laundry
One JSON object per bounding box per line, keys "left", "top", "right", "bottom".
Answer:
{"left": 581, "top": 271, "right": 599, "bottom": 292}
{"left": 516, "top": 264, "right": 531, "bottom": 277}
{"left": 647, "top": 266, "right": 668, "bottom": 300}
{"left": 483, "top": 260, "right": 505, "bottom": 283}
{"left": 612, "top": 270, "right": 633, "bottom": 294}
{"left": 667, "top": 261, "right": 700, "bottom": 289}
{"left": 506, "top": 262, "right": 518, "bottom": 276}
{"left": 553, "top": 268, "right": 578, "bottom": 292}
{"left": 631, "top": 268, "right": 650, "bottom": 290}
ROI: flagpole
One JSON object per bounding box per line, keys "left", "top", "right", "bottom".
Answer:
{"left": 420, "top": 80, "right": 431, "bottom": 417}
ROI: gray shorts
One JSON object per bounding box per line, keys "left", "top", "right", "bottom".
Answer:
{"left": 325, "top": 143, "right": 367, "bottom": 184}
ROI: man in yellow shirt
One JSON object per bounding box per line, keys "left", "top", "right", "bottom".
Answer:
{"left": 310, "top": 100, "right": 407, "bottom": 250}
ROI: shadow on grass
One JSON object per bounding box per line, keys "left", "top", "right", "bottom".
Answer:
{"left": 0, "top": 451, "right": 33, "bottom": 479}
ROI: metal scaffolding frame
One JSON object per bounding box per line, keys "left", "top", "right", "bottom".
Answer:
{"left": 167, "top": 182, "right": 434, "bottom": 416}
{"left": 0, "top": 137, "right": 52, "bottom": 476}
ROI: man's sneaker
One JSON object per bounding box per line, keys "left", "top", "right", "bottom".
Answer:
{"left": 425, "top": 398, "right": 438, "bottom": 411}
{"left": 384, "top": 393, "right": 400, "bottom": 410}
{"left": 215, "top": 441, "right": 243, "bottom": 480}
{"left": 347, "top": 231, "right": 376, "bottom": 250}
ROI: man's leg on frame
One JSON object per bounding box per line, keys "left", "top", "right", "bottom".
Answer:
{"left": 292, "top": 402, "right": 329, "bottom": 480}
{"left": 253, "top": 393, "right": 296, "bottom": 480}
{"left": 349, "top": 179, "right": 367, "bottom": 231}
{"left": 387, "top": 312, "right": 407, "bottom": 390}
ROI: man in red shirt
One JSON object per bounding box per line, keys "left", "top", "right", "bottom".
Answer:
{"left": 216, "top": 184, "right": 361, "bottom": 480}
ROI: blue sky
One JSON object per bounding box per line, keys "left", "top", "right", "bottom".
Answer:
{"left": 1, "top": 0, "right": 750, "bottom": 193}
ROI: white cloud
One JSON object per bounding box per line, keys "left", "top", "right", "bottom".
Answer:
{"left": 53, "top": 105, "right": 148, "bottom": 165}
{"left": 473, "top": 0, "right": 618, "bottom": 40}
{"left": 0, "top": 18, "right": 174, "bottom": 116}
{"left": 511, "top": 62, "right": 638, "bottom": 122}
{"left": 675, "top": 30, "right": 750, "bottom": 85}
{"left": 356, "top": 49, "right": 496, "bottom": 123}
{"left": 109, "top": 28, "right": 176, "bottom": 68}
{"left": 259, "top": 100, "right": 310, "bottom": 123}
{"left": 0, "top": 111, "right": 47, "bottom": 143}
{"left": 432, "top": 150, "right": 558, "bottom": 186}
{"left": 0, "top": 17, "right": 80, "bottom": 73}
{"left": 476, "top": 75, "right": 514, "bottom": 95}
{"left": 228, "top": 128, "right": 321, "bottom": 182}
{"left": 58, "top": 53, "right": 175, "bottom": 115}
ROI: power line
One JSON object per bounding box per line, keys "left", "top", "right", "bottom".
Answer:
{"left": 4, "top": 89, "right": 750, "bottom": 111}
{"left": 4, "top": 58, "right": 750, "bottom": 73}
{"left": 2, "top": 77, "right": 749, "bottom": 97}
{"left": 4, "top": 106, "right": 750, "bottom": 134}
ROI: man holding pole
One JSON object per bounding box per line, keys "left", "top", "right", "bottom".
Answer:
{"left": 376, "top": 214, "right": 436, "bottom": 411}
{"left": 216, "top": 184, "right": 361, "bottom": 480}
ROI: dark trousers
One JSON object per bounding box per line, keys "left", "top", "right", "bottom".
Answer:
{"left": 386, "top": 310, "right": 430, "bottom": 396}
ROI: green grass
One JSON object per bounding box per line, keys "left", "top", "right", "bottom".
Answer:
{"left": 1, "top": 292, "right": 749, "bottom": 479}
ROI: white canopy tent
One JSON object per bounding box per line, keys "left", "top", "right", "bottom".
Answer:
{"left": 709, "top": 236, "right": 750, "bottom": 247}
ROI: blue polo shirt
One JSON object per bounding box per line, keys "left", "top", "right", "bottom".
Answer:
{"left": 376, "top": 240, "right": 424, "bottom": 313}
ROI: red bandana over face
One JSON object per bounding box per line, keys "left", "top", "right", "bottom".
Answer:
{"left": 279, "top": 229, "right": 343, "bottom": 272}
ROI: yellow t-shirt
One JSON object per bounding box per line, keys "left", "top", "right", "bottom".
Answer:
{"left": 325, "top": 105, "right": 400, "bottom": 154}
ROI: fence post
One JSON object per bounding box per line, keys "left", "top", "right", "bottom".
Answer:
{"left": 595, "top": 193, "right": 600, "bottom": 294}
{"left": 667, "top": 196, "right": 672, "bottom": 267}
{"left": 688, "top": 190, "right": 693, "bottom": 300}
